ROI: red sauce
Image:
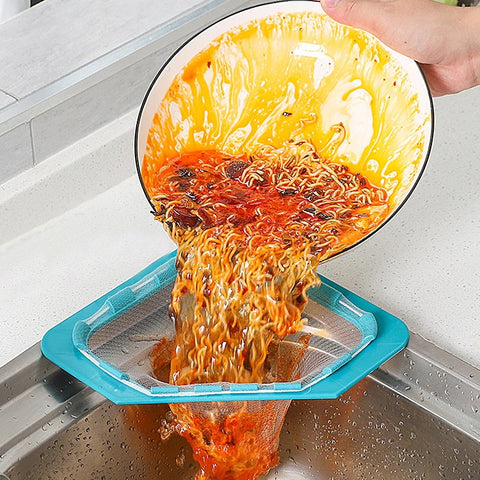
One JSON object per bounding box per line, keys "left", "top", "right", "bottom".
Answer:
{"left": 146, "top": 148, "right": 389, "bottom": 480}
{"left": 149, "top": 340, "right": 290, "bottom": 480}
{"left": 149, "top": 150, "right": 388, "bottom": 256}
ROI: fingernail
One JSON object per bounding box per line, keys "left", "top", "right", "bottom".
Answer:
{"left": 323, "top": 0, "right": 340, "bottom": 8}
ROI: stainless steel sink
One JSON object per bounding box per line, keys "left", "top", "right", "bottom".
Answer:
{"left": 1, "top": 333, "right": 479, "bottom": 479}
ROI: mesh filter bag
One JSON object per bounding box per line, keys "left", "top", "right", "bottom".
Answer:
{"left": 170, "top": 399, "right": 291, "bottom": 479}
{"left": 44, "top": 252, "right": 410, "bottom": 480}
{"left": 72, "top": 253, "right": 377, "bottom": 401}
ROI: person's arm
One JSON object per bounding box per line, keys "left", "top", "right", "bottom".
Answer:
{"left": 320, "top": 0, "right": 480, "bottom": 96}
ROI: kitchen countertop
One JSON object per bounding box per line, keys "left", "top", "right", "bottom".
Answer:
{"left": 1, "top": 84, "right": 479, "bottom": 371}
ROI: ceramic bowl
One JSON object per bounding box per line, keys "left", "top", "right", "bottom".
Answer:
{"left": 135, "top": 0, "right": 433, "bottom": 260}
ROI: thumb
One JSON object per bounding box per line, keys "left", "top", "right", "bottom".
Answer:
{"left": 319, "top": 0, "right": 449, "bottom": 64}
{"left": 320, "top": 0, "right": 384, "bottom": 31}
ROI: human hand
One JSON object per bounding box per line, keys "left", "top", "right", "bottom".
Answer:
{"left": 319, "top": 0, "right": 480, "bottom": 96}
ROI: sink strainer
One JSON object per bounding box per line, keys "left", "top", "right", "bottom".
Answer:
{"left": 42, "top": 250, "right": 409, "bottom": 404}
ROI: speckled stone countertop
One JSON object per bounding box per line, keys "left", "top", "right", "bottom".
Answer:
{"left": 0, "top": 84, "right": 479, "bottom": 370}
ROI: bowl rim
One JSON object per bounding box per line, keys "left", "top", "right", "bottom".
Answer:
{"left": 134, "top": 0, "right": 434, "bottom": 262}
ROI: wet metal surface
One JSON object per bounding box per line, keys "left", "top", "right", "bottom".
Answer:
{"left": 1, "top": 334, "right": 479, "bottom": 479}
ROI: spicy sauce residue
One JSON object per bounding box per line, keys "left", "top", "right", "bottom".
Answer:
{"left": 142, "top": 11, "right": 428, "bottom": 209}
{"left": 146, "top": 141, "right": 389, "bottom": 480}
{"left": 171, "top": 400, "right": 289, "bottom": 480}
{"left": 149, "top": 338, "right": 292, "bottom": 480}
{"left": 149, "top": 148, "right": 389, "bottom": 259}
{"left": 155, "top": 150, "right": 310, "bottom": 231}
{"left": 137, "top": 10, "right": 430, "bottom": 480}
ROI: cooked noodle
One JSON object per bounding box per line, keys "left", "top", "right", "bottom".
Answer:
{"left": 146, "top": 125, "right": 389, "bottom": 479}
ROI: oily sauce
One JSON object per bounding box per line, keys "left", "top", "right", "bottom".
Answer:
{"left": 147, "top": 144, "right": 389, "bottom": 480}
{"left": 149, "top": 149, "right": 388, "bottom": 257}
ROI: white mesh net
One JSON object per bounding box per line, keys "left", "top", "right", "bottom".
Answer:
{"left": 82, "top": 280, "right": 370, "bottom": 397}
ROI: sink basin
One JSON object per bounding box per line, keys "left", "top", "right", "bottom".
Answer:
{"left": 1, "top": 333, "right": 479, "bottom": 479}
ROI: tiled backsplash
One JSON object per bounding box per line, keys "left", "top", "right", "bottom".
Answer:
{"left": 0, "top": 0, "right": 263, "bottom": 184}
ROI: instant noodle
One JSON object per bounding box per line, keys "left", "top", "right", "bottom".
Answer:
{"left": 146, "top": 134, "right": 389, "bottom": 479}
{"left": 138, "top": 5, "right": 431, "bottom": 479}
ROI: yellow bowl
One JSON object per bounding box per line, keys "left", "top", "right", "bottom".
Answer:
{"left": 135, "top": 1, "right": 433, "bottom": 259}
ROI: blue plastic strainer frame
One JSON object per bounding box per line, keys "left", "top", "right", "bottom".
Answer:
{"left": 41, "top": 251, "right": 409, "bottom": 404}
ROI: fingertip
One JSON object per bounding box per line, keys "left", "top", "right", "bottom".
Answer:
{"left": 321, "top": 0, "right": 339, "bottom": 9}
{"left": 320, "top": 0, "right": 387, "bottom": 38}
{"left": 320, "top": 0, "right": 353, "bottom": 25}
